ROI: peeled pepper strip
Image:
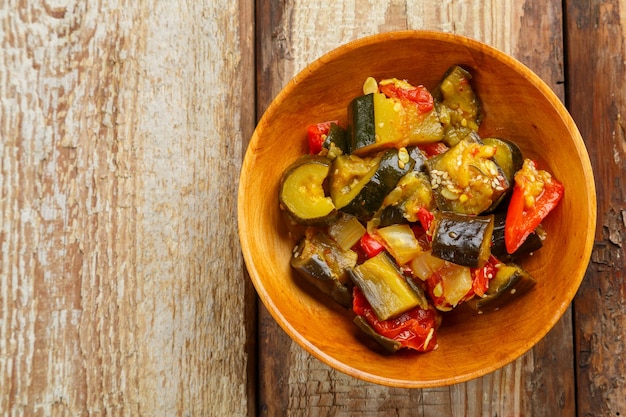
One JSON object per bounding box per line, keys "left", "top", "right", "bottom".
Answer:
{"left": 505, "top": 159, "right": 564, "bottom": 254}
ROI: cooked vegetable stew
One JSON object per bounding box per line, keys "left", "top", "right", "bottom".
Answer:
{"left": 278, "top": 65, "right": 564, "bottom": 353}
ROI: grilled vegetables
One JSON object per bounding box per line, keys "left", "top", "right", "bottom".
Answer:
{"left": 329, "top": 148, "right": 414, "bottom": 221}
{"left": 348, "top": 79, "right": 444, "bottom": 156}
{"left": 276, "top": 65, "right": 564, "bottom": 354}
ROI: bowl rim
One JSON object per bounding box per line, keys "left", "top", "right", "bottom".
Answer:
{"left": 238, "top": 29, "right": 597, "bottom": 388}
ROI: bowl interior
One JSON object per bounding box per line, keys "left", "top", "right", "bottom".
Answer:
{"left": 238, "top": 31, "right": 596, "bottom": 387}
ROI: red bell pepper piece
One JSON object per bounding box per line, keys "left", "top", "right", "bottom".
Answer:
{"left": 505, "top": 160, "right": 564, "bottom": 254}
{"left": 416, "top": 207, "right": 435, "bottom": 241}
{"left": 353, "top": 287, "right": 439, "bottom": 352}
{"left": 418, "top": 142, "right": 449, "bottom": 158}
{"left": 470, "top": 255, "right": 499, "bottom": 298}
{"left": 306, "top": 120, "right": 339, "bottom": 154}
{"left": 358, "top": 233, "right": 385, "bottom": 259}
{"left": 379, "top": 83, "right": 434, "bottom": 113}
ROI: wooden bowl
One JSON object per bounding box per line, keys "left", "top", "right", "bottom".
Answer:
{"left": 238, "top": 31, "right": 596, "bottom": 387}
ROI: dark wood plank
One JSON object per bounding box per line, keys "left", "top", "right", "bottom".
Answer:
{"left": 566, "top": 0, "right": 626, "bottom": 415}
{"left": 255, "top": 1, "right": 574, "bottom": 415}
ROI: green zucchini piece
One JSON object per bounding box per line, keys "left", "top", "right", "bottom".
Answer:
{"left": 466, "top": 263, "right": 537, "bottom": 311}
{"left": 433, "top": 65, "right": 482, "bottom": 147}
{"left": 426, "top": 135, "right": 510, "bottom": 215}
{"left": 348, "top": 252, "right": 422, "bottom": 321}
{"left": 279, "top": 155, "right": 337, "bottom": 225}
{"left": 329, "top": 152, "right": 380, "bottom": 212}
{"left": 353, "top": 316, "right": 402, "bottom": 353}
{"left": 490, "top": 211, "right": 545, "bottom": 261}
{"left": 330, "top": 149, "right": 414, "bottom": 221}
{"left": 290, "top": 229, "right": 357, "bottom": 308}
{"left": 431, "top": 212, "right": 495, "bottom": 268}
{"left": 348, "top": 93, "right": 376, "bottom": 154}
{"left": 348, "top": 92, "right": 443, "bottom": 156}
{"left": 482, "top": 137, "right": 524, "bottom": 186}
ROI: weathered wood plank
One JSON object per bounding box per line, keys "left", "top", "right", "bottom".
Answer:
{"left": 566, "top": 0, "right": 626, "bottom": 415}
{"left": 0, "top": 1, "right": 254, "bottom": 416}
{"left": 256, "top": 1, "right": 573, "bottom": 415}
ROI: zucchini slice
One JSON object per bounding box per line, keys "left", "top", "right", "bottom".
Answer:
{"left": 348, "top": 92, "right": 443, "bottom": 155}
{"left": 433, "top": 65, "right": 482, "bottom": 147}
{"left": 466, "top": 263, "right": 537, "bottom": 311}
{"left": 426, "top": 135, "right": 510, "bottom": 215}
{"left": 290, "top": 229, "right": 357, "bottom": 308}
{"left": 329, "top": 148, "right": 414, "bottom": 221}
{"left": 348, "top": 252, "right": 423, "bottom": 320}
{"left": 279, "top": 155, "right": 337, "bottom": 225}
{"left": 431, "top": 212, "right": 495, "bottom": 268}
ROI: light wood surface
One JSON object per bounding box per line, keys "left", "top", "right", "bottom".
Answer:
{"left": 1, "top": 0, "right": 624, "bottom": 416}
{"left": 1, "top": 2, "right": 255, "bottom": 416}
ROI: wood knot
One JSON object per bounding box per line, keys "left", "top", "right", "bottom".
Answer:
{"left": 43, "top": 1, "right": 68, "bottom": 19}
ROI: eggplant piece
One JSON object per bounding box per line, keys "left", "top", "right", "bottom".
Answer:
{"left": 279, "top": 155, "right": 337, "bottom": 225}
{"left": 353, "top": 316, "right": 402, "bottom": 353}
{"left": 490, "top": 211, "right": 545, "bottom": 261}
{"left": 482, "top": 137, "right": 524, "bottom": 187}
{"left": 466, "top": 263, "right": 537, "bottom": 311}
{"left": 408, "top": 146, "right": 428, "bottom": 172}
{"left": 426, "top": 135, "right": 510, "bottom": 215}
{"left": 348, "top": 252, "right": 423, "bottom": 320}
{"left": 290, "top": 229, "right": 356, "bottom": 308}
{"left": 431, "top": 212, "right": 494, "bottom": 268}
{"left": 433, "top": 65, "right": 482, "bottom": 147}
{"left": 375, "top": 171, "right": 435, "bottom": 226}
{"left": 376, "top": 205, "right": 408, "bottom": 228}
{"left": 329, "top": 149, "right": 414, "bottom": 221}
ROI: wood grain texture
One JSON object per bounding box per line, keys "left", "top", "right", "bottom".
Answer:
{"left": 0, "top": 1, "right": 254, "bottom": 416}
{"left": 256, "top": 0, "right": 573, "bottom": 416}
{"left": 567, "top": 0, "right": 626, "bottom": 415}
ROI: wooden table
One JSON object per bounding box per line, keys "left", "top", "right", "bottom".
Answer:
{"left": 1, "top": 1, "right": 624, "bottom": 416}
